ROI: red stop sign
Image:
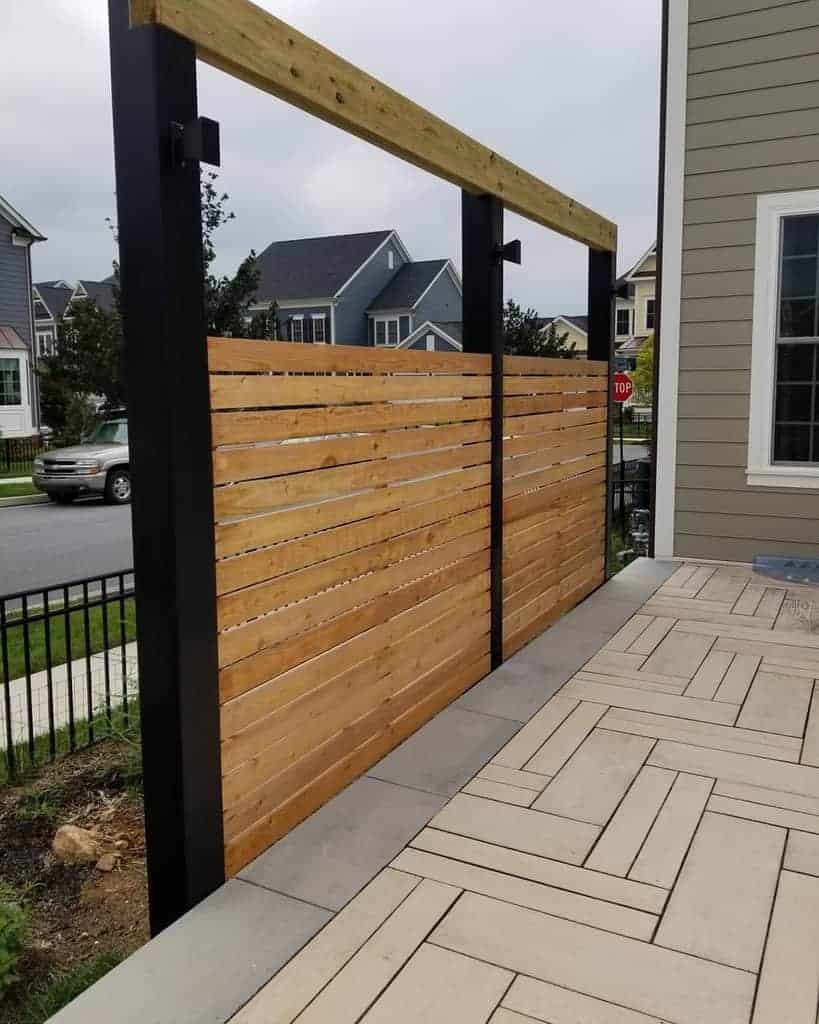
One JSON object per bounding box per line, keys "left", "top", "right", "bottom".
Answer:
{"left": 613, "top": 372, "right": 634, "bottom": 404}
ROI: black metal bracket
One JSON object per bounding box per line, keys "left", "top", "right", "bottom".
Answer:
{"left": 494, "top": 239, "right": 522, "bottom": 265}
{"left": 171, "top": 117, "right": 221, "bottom": 167}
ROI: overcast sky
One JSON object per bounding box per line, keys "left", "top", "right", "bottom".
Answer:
{"left": 4, "top": 0, "right": 660, "bottom": 314}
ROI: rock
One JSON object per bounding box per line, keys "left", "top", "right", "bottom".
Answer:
{"left": 96, "top": 852, "right": 119, "bottom": 873}
{"left": 52, "top": 825, "right": 100, "bottom": 865}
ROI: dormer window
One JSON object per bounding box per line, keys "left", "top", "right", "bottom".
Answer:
{"left": 387, "top": 249, "right": 395, "bottom": 270}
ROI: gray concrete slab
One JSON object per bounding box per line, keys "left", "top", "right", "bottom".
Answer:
{"left": 238, "top": 777, "right": 445, "bottom": 911}
{"left": 455, "top": 657, "right": 575, "bottom": 722}
{"left": 367, "top": 706, "right": 521, "bottom": 794}
{"left": 48, "top": 879, "right": 330, "bottom": 1024}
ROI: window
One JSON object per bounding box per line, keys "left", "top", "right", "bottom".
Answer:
{"left": 0, "top": 358, "right": 22, "bottom": 406}
{"left": 426, "top": 334, "right": 436, "bottom": 351}
{"left": 616, "top": 308, "right": 631, "bottom": 337}
{"left": 387, "top": 249, "right": 395, "bottom": 270}
{"left": 645, "top": 299, "right": 656, "bottom": 332}
{"left": 374, "top": 317, "right": 399, "bottom": 346}
{"left": 312, "top": 315, "right": 326, "bottom": 343}
{"left": 748, "top": 190, "right": 819, "bottom": 487}
{"left": 290, "top": 316, "right": 304, "bottom": 342}
{"left": 37, "top": 331, "right": 54, "bottom": 357}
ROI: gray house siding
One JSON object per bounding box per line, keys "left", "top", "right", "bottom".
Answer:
{"left": 414, "top": 271, "right": 461, "bottom": 327}
{"left": 408, "top": 332, "right": 459, "bottom": 353}
{"left": 674, "top": 0, "right": 819, "bottom": 561}
{"left": 0, "top": 217, "right": 34, "bottom": 351}
{"left": 334, "top": 242, "right": 408, "bottom": 346}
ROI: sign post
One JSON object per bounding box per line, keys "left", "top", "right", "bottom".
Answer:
{"left": 612, "top": 372, "right": 634, "bottom": 544}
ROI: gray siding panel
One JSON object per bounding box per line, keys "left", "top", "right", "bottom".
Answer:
{"left": 414, "top": 272, "right": 461, "bottom": 326}
{"left": 674, "top": 0, "right": 819, "bottom": 562}
{"left": 0, "top": 218, "right": 33, "bottom": 350}
{"left": 689, "top": 2, "right": 819, "bottom": 47}
{"left": 334, "top": 242, "right": 408, "bottom": 346}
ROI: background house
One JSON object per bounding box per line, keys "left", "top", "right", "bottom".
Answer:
{"left": 538, "top": 315, "right": 588, "bottom": 357}
{"left": 250, "top": 229, "right": 463, "bottom": 349}
{"left": 33, "top": 276, "right": 117, "bottom": 358}
{"left": 657, "top": 0, "right": 819, "bottom": 563}
{"left": 615, "top": 244, "right": 656, "bottom": 372}
{"left": 0, "top": 193, "right": 45, "bottom": 438}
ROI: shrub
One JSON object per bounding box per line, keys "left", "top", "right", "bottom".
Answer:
{"left": 0, "top": 897, "right": 29, "bottom": 996}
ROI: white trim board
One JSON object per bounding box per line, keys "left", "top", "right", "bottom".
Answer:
{"left": 747, "top": 189, "right": 819, "bottom": 490}
{"left": 398, "top": 320, "right": 463, "bottom": 351}
{"left": 333, "top": 230, "right": 412, "bottom": 298}
{"left": 654, "top": 0, "right": 688, "bottom": 559}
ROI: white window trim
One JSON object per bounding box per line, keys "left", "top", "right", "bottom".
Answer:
{"left": 645, "top": 297, "right": 656, "bottom": 333}
{"left": 616, "top": 308, "right": 632, "bottom": 337}
{"left": 747, "top": 189, "right": 819, "bottom": 490}
{"left": 0, "top": 354, "right": 25, "bottom": 408}
{"left": 387, "top": 249, "right": 395, "bottom": 270}
{"left": 311, "top": 313, "right": 326, "bottom": 343}
{"left": 373, "top": 315, "right": 400, "bottom": 347}
{"left": 290, "top": 314, "right": 304, "bottom": 342}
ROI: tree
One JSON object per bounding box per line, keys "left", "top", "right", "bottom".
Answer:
{"left": 38, "top": 173, "right": 268, "bottom": 442}
{"left": 631, "top": 333, "right": 655, "bottom": 404}
{"left": 502, "top": 300, "right": 575, "bottom": 358}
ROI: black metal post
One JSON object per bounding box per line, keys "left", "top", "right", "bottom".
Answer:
{"left": 461, "top": 192, "right": 504, "bottom": 670}
{"left": 588, "top": 249, "right": 617, "bottom": 576}
{"left": 619, "top": 402, "right": 627, "bottom": 543}
{"left": 108, "top": 0, "right": 224, "bottom": 934}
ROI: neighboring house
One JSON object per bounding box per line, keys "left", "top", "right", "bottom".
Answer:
{"left": 33, "top": 276, "right": 117, "bottom": 358}
{"left": 656, "top": 0, "right": 819, "bottom": 563}
{"left": 614, "top": 244, "right": 656, "bottom": 372}
{"left": 538, "top": 315, "right": 589, "bottom": 357}
{"left": 0, "top": 193, "right": 45, "bottom": 437}
{"left": 250, "top": 229, "right": 463, "bottom": 350}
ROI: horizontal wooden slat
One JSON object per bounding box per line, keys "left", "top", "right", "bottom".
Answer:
{"left": 504, "top": 452, "right": 606, "bottom": 500}
{"left": 504, "top": 466, "right": 606, "bottom": 525}
{"left": 210, "top": 372, "right": 491, "bottom": 410}
{"left": 504, "top": 406, "right": 607, "bottom": 438}
{"left": 217, "top": 484, "right": 490, "bottom": 596}
{"left": 219, "top": 555, "right": 489, "bottom": 707}
{"left": 131, "top": 3, "right": 616, "bottom": 251}
{"left": 504, "top": 436, "right": 606, "bottom": 482}
{"left": 213, "top": 398, "right": 492, "bottom": 446}
{"left": 217, "top": 506, "right": 489, "bottom": 630}
{"left": 504, "top": 391, "right": 607, "bottom": 417}
{"left": 214, "top": 442, "right": 490, "bottom": 519}
{"left": 224, "top": 643, "right": 490, "bottom": 874}
{"left": 503, "top": 375, "right": 607, "bottom": 397}
{"left": 218, "top": 530, "right": 490, "bottom": 667}
{"left": 208, "top": 337, "right": 492, "bottom": 375}
{"left": 213, "top": 419, "right": 490, "bottom": 485}
{"left": 504, "top": 355, "right": 608, "bottom": 377}
{"left": 504, "top": 421, "right": 607, "bottom": 459}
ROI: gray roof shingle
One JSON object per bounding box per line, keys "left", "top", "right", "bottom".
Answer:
{"left": 78, "top": 280, "right": 117, "bottom": 314}
{"left": 255, "top": 230, "right": 393, "bottom": 302}
{"left": 368, "top": 260, "right": 449, "bottom": 311}
{"left": 34, "top": 284, "right": 73, "bottom": 321}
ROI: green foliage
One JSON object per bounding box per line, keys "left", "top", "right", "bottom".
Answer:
{"left": 631, "top": 333, "right": 655, "bottom": 403}
{"left": 18, "top": 951, "right": 123, "bottom": 1023}
{"left": 0, "top": 897, "right": 28, "bottom": 997}
{"left": 13, "top": 786, "right": 63, "bottom": 823}
{"left": 503, "top": 300, "right": 575, "bottom": 358}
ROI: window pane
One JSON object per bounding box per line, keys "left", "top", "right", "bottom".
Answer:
{"left": 0, "top": 358, "right": 21, "bottom": 406}
{"left": 777, "top": 343, "right": 815, "bottom": 381}
{"left": 388, "top": 320, "right": 398, "bottom": 345}
{"left": 780, "top": 298, "right": 816, "bottom": 337}
{"left": 782, "top": 215, "right": 819, "bottom": 257}
{"left": 774, "top": 423, "right": 811, "bottom": 462}
{"left": 616, "top": 309, "right": 630, "bottom": 335}
{"left": 781, "top": 257, "right": 818, "bottom": 299}
{"left": 776, "top": 384, "right": 813, "bottom": 421}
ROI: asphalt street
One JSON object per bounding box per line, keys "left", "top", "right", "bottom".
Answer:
{"left": 0, "top": 498, "right": 133, "bottom": 595}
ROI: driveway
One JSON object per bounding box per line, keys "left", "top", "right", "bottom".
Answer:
{"left": 0, "top": 499, "right": 133, "bottom": 595}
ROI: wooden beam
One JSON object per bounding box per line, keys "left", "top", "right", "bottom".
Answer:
{"left": 129, "top": 0, "right": 616, "bottom": 251}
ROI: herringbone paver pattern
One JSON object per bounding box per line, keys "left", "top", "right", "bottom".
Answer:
{"left": 231, "top": 562, "right": 819, "bottom": 1024}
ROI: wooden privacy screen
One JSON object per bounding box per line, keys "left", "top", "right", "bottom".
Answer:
{"left": 208, "top": 339, "right": 606, "bottom": 874}
{"left": 503, "top": 355, "right": 608, "bottom": 657}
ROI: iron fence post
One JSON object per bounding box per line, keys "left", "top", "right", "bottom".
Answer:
{"left": 108, "top": 0, "right": 224, "bottom": 934}
{"left": 461, "top": 192, "right": 505, "bottom": 670}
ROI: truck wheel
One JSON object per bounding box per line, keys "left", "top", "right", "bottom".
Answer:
{"left": 105, "top": 468, "right": 131, "bottom": 504}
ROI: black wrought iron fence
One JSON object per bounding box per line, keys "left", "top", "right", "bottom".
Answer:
{"left": 0, "top": 569, "right": 137, "bottom": 779}
{"left": 0, "top": 435, "right": 46, "bottom": 476}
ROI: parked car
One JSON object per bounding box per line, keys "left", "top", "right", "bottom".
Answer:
{"left": 33, "top": 419, "right": 130, "bottom": 504}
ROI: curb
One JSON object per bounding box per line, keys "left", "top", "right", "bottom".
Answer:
{"left": 0, "top": 493, "right": 49, "bottom": 509}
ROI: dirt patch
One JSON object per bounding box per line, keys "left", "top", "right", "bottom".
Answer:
{"left": 0, "top": 740, "right": 148, "bottom": 1021}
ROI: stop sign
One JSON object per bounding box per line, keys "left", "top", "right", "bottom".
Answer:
{"left": 613, "top": 372, "right": 634, "bottom": 404}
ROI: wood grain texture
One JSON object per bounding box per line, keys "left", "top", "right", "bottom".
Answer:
{"left": 129, "top": 3, "right": 616, "bottom": 250}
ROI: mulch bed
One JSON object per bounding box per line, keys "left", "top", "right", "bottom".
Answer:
{"left": 0, "top": 740, "right": 149, "bottom": 1021}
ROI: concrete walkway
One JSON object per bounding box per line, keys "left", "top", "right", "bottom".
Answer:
{"left": 52, "top": 558, "right": 819, "bottom": 1024}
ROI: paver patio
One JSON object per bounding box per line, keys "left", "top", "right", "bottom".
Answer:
{"left": 229, "top": 560, "right": 819, "bottom": 1024}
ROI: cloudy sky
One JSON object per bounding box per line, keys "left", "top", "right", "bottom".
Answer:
{"left": 4, "top": 0, "right": 660, "bottom": 314}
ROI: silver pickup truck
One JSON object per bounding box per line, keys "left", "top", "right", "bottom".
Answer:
{"left": 33, "top": 418, "right": 131, "bottom": 505}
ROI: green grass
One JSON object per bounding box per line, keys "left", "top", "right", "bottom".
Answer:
{"left": 1, "top": 598, "right": 136, "bottom": 684}
{"left": 0, "top": 482, "right": 38, "bottom": 499}
{"left": 15, "top": 951, "right": 123, "bottom": 1024}
{"left": 1, "top": 703, "right": 142, "bottom": 787}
